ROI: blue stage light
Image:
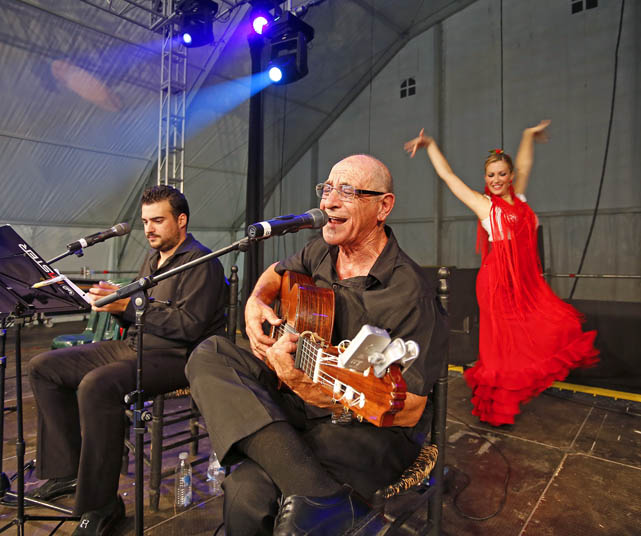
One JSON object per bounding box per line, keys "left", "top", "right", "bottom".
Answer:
{"left": 252, "top": 15, "right": 269, "bottom": 34}
{"left": 268, "top": 66, "right": 283, "bottom": 83}
{"left": 263, "top": 11, "right": 314, "bottom": 85}
{"left": 178, "top": 0, "right": 217, "bottom": 48}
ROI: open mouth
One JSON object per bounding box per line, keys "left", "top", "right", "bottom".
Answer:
{"left": 327, "top": 216, "right": 347, "bottom": 224}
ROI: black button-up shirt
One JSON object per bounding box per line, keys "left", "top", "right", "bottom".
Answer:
{"left": 275, "top": 226, "right": 447, "bottom": 397}
{"left": 121, "top": 233, "right": 227, "bottom": 354}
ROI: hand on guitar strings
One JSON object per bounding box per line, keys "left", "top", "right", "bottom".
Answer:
{"left": 265, "top": 332, "right": 335, "bottom": 409}
{"left": 245, "top": 295, "right": 282, "bottom": 360}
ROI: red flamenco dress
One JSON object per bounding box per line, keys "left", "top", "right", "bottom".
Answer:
{"left": 464, "top": 190, "right": 599, "bottom": 426}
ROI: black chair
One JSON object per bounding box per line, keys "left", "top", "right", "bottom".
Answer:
{"left": 354, "top": 267, "right": 450, "bottom": 536}
{"left": 121, "top": 265, "right": 239, "bottom": 511}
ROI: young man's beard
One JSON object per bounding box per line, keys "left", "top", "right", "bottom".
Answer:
{"left": 150, "top": 231, "right": 180, "bottom": 252}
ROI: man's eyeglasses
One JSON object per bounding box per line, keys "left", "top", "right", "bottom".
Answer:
{"left": 315, "top": 183, "right": 386, "bottom": 201}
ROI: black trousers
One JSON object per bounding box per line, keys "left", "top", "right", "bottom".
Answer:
{"left": 28, "top": 340, "right": 188, "bottom": 514}
{"left": 186, "top": 336, "right": 421, "bottom": 536}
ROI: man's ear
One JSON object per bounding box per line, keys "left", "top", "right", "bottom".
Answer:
{"left": 377, "top": 193, "right": 395, "bottom": 223}
{"left": 178, "top": 213, "right": 188, "bottom": 230}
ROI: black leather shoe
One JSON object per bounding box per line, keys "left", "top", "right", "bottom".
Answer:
{"left": 28, "top": 477, "right": 77, "bottom": 501}
{"left": 71, "top": 495, "right": 125, "bottom": 535}
{"left": 273, "top": 485, "right": 370, "bottom": 536}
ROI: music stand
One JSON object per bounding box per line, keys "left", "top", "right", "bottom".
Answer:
{"left": 0, "top": 224, "right": 90, "bottom": 534}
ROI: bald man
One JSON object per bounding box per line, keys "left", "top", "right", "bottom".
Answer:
{"left": 186, "top": 155, "right": 447, "bottom": 536}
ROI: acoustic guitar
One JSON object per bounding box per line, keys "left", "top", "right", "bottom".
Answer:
{"left": 272, "top": 271, "right": 407, "bottom": 427}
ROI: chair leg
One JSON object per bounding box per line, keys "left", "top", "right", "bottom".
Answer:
{"left": 149, "top": 394, "right": 165, "bottom": 512}
{"left": 189, "top": 397, "right": 199, "bottom": 456}
{"left": 427, "top": 360, "right": 449, "bottom": 535}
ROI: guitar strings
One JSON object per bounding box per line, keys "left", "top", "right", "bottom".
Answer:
{"left": 274, "top": 324, "right": 365, "bottom": 404}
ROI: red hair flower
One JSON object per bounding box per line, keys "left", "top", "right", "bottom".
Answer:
{"left": 489, "top": 148, "right": 504, "bottom": 155}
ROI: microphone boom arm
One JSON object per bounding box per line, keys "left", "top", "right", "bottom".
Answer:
{"left": 94, "top": 236, "right": 261, "bottom": 307}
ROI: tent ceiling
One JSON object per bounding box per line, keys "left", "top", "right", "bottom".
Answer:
{"left": 0, "top": 0, "right": 476, "bottom": 233}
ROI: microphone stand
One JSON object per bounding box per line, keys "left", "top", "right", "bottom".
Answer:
{"left": 47, "top": 247, "right": 85, "bottom": 266}
{"left": 94, "top": 236, "right": 256, "bottom": 536}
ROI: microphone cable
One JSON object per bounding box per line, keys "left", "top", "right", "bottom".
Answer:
{"left": 569, "top": 0, "right": 626, "bottom": 299}
{"left": 446, "top": 414, "right": 511, "bottom": 522}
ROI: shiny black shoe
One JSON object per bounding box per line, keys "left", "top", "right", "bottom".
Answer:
{"left": 273, "top": 485, "right": 370, "bottom": 536}
{"left": 71, "top": 495, "right": 125, "bottom": 536}
{"left": 28, "top": 477, "right": 77, "bottom": 501}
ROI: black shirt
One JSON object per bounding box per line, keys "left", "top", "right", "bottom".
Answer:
{"left": 121, "top": 233, "right": 227, "bottom": 354}
{"left": 275, "top": 226, "right": 447, "bottom": 397}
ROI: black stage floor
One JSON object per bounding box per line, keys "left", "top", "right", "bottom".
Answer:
{"left": 0, "top": 320, "right": 639, "bottom": 535}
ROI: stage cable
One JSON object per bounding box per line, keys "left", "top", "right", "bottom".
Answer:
{"left": 447, "top": 414, "right": 511, "bottom": 522}
{"left": 499, "top": 0, "right": 504, "bottom": 149}
{"left": 569, "top": 0, "right": 625, "bottom": 299}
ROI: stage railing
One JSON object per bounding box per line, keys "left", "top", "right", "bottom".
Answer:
{"left": 544, "top": 273, "right": 641, "bottom": 279}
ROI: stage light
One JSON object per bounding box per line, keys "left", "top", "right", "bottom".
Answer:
{"left": 252, "top": 14, "right": 269, "bottom": 34}
{"left": 264, "top": 11, "right": 314, "bottom": 85}
{"left": 177, "top": 0, "right": 218, "bottom": 48}
{"left": 268, "top": 66, "right": 283, "bottom": 82}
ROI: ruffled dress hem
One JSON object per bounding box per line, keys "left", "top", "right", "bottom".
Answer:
{"left": 463, "top": 329, "right": 599, "bottom": 426}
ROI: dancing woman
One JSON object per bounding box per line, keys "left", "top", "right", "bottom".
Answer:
{"left": 404, "top": 121, "right": 599, "bottom": 426}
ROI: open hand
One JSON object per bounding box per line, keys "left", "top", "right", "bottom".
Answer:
{"left": 526, "top": 120, "right": 551, "bottom": 143}
{"left": 403, "top": 128, "right": 433, "bottom": 158}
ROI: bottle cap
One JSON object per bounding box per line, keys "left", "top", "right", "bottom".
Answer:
{"left": 179, "top": 452, "right": 188, "bottom": 460}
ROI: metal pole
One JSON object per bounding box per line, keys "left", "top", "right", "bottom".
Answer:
{"left": 243, "top": 33, "right": 266, "bottom": 309}
{"left": 433, "top": 23, "right": 444, "bottom": 266}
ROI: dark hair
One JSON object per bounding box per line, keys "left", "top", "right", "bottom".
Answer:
{"left": 141, "top": 185, "right": 190, "bottom": 225}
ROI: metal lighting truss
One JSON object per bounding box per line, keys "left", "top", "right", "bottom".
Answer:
{"left": 157, "top": 0, "right": 186, "bottom": 191}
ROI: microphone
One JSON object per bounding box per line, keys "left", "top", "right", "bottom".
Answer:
{"left": 66, "top": 223, "right": 131, "bottom": 252}
{"left": 247, "top": 209, "right": 328, "bottom": 239}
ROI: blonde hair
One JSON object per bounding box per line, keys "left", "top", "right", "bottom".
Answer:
{"left": 484, "top": 150, "right": 514, "bottom": 173}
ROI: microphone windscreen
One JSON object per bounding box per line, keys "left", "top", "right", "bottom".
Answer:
{"left": 114, "top": 222, "right": 131, "bottom": 236}
{"left": 305, "top": 209, "right": 329, "bottom": 229}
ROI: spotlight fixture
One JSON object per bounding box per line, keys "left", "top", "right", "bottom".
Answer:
{"left": 264, "top": 11, "right": 314, "bottom": 85}
{"left": 251, "top": 12, "right": 270, "bottom": 34}
{"left": 177, "top": 0, "right": 218, "bottom": 48}
{"left": 249, "top": 0, "right": 280, "bottom": 35}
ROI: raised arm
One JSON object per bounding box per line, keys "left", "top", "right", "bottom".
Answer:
{"left": 513, "top": 119, "right": 551, "bottom": 195}
{"left": 405, "top": 129, "right": 490, "bottom": 220}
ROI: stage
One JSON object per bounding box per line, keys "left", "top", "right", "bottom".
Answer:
{"left": 0, "top": 320, "right": 639, "bottom": 535}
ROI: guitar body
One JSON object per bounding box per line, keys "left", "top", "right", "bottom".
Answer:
{"left": 279, "top": 271, "right": 335, "bottom": 342}
{"left": 277, "top": 271, "right": 407, "bottom": 427}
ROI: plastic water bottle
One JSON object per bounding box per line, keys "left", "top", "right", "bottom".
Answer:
{"left": 206, "top": 451, "right": 225, "bottom": 497}
{"left": 175, "top": 452, "right": 192, "bottom": 510}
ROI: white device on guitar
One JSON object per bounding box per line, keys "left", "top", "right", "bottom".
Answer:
{"left": 338, "top": 325, "right": 419, "bottom": 378}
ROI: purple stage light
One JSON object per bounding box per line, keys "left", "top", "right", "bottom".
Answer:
{"left": 252, "top": 15, "right": 269, "bottom": 34}
{"left": 182, "top": 32, "right": 193, "bottom": 45}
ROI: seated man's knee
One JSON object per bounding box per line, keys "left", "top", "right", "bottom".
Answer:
{"left": 28, "top": 350, "right": 61, "bottom": 382}
{"left": 77, "top": 367, "right": 124, "bottom": 407}
{"left": 185, "top": 335, "right": 226, "bottom": 381}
